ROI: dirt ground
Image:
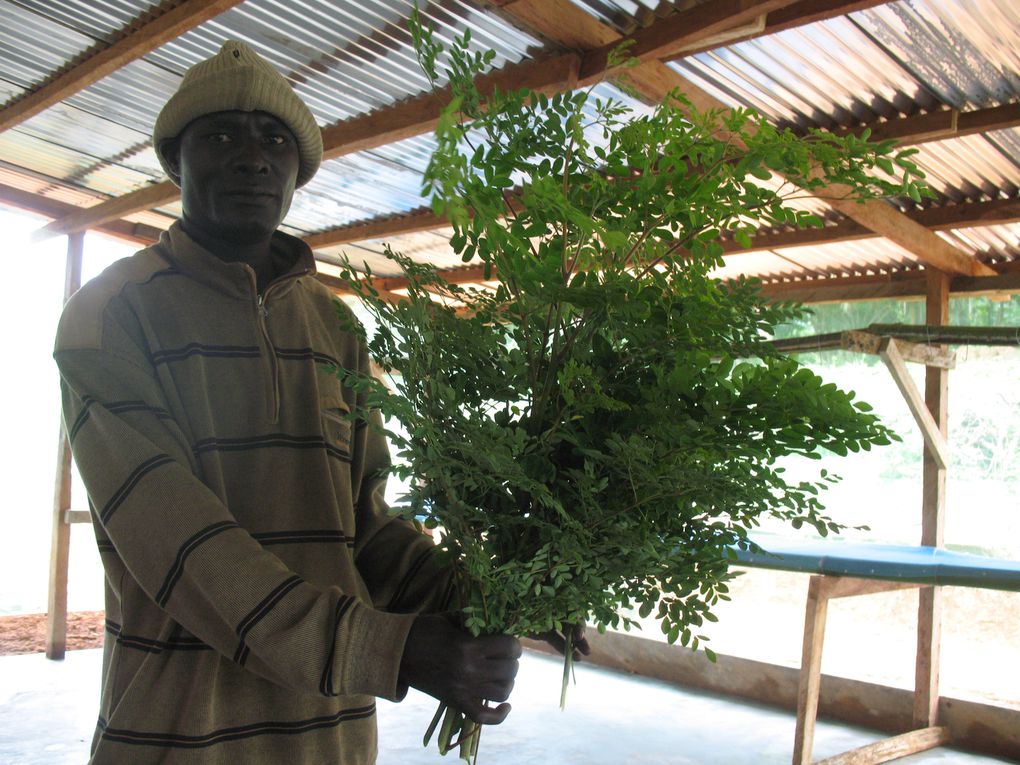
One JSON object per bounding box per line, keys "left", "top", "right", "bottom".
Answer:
{"left": 0, "top": 611, "right": 104, "bottom": 656}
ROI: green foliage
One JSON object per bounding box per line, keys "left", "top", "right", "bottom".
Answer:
{"left": 337, "top": 9, "right": 914, "bottom": 701}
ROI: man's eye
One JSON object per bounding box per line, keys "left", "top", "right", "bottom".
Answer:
{"left": 265, "top": 135, "right": 288, "bottom": 145}
{"left": 206, "top": 133, "right": 232, "bottom": 143}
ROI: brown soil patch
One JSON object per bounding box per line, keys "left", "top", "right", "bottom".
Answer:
{"left": 0, "top": 611, "right": 105, "bottom": 656}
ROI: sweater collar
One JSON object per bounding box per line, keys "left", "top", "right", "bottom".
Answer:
{"left": 156, "top": 221, "right": 317, "bottom": 298}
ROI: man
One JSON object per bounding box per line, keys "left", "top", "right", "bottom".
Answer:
{"left": 55, "top": 40, "right": 521, "bottom": 764}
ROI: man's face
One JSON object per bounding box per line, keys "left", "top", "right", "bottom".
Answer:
{"left": 164, "top": 110, "right": 300, "bottom": 245}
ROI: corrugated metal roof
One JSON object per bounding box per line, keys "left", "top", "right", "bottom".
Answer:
{"left": 0, "top": 0, "right": 1016, "bottom": 293}
{"left": 12, "top": 0, "right": 166, "bottom": 45}
{"left": 853, "top": 0, "right": 1020, "bottom": 110}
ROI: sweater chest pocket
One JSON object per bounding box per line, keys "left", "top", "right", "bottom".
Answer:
{"left": 319, "top": 393, "right": 353, "bottom": 459}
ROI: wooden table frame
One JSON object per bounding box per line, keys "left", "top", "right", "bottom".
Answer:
{"left": 793, "top": 575, "right": 952, "bottom": 764}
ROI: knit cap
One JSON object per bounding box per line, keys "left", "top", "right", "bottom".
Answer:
{"left": 153, "top": 40, "right": 323, "bottom": 187}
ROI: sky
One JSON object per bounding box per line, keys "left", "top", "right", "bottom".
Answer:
{"left": 0, "top": 207, "right": 134, "bottom": 614}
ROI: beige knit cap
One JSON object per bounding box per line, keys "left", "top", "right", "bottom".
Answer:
{"left": 153, "top": 40, "right": 323, "bottom": 187}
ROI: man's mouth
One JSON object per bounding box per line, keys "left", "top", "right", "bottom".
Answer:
{"left": 225, "top": 188, "right": 276, "bottom": 199}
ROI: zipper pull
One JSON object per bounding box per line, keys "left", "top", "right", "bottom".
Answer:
{"left": 258, "top": 294, "right": 268, "bottom": 318}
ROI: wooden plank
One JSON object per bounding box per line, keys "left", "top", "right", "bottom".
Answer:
{"left": 860, "top": 103, "right": 1020, "bottom": 146}
{"left": 793, "top": 576, "right": 829, "bottom": 765}
{"left": 770, "top": 330, "right": 956, "bottom": 368}
{"left": 32, "top": 180, "right": 179, "bottom": 241}
{"left": 867, "top": 323, "right": 1020, "bottom": 346}
{"left": 46, "top": 231, "right": 84, "bottom": 661}
{"left": 577, "top": 0, "right": 798, "bottom": 86}
{"left": 0, "top": 0, "right": 245, "bottom": 133}
{"left": 813, "top": 726, "right": 951, "bottom": 765}
{"left": 758, "top": 267, "right": 1020, "bottom": 304}
{"left": 842, "top": 331, "right": 955, "bottom": 369}
{"left": 0, "top": 183, "right": 164, "bottom": 245}
{"left": 304, "top": 208, "right": 448, "bottom": 250}
{"left": 821, "top": 193, "right": 996, "bottom": 278}
{"left": 316, "top": 265, "right": 491, "bottom": 296}
{"left": 878, "top": 337, "right": 949, "bottom": 470}
{"left": 915, "top": 270, "right": 949, "bottom": 728}
{"left": 720, "top": 197, "right": 1020, "bottom": 254}
{"left": 664, "top": 0, "right": 894, "bottom": 60}
{"left": 815, "top": 576, "right": 920, "bottom": 601}
{"left": 320, "top": 51, "right": 581, "bottom": 161}
{"left": 490, "top": 0, "right": 620, "bottom": 50}
{"left": 65, "top": 510, "right": 92, "bottom": 525}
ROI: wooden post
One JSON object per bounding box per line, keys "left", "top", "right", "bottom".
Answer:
{"left": 914, "top": 270, "right": 950, "bottom": 726}
{"left": 793, "top": 576, "right": 828, "bottom": 765}
{"left": 46, "top": 232, "right": 84, "bottom": 660}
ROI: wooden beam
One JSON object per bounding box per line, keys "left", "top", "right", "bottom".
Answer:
{"left": 793, "top": 575, "right": 829, "bottom": 765}
{"left": 770, "top": 330, "right": 956, "bottom": 368}
{"left": 320, "top": 52, "right": 580, "bottom": 161}
{"left": 855, "top": 102, "right": 1020, "bottom": 146}
{"left": 0, "top": 183, "right": 163, "bottom": 245}
{"left": 820, "top": 189, "right": 996, "bottom": 277}
{"left": 0, "top": 0, "right": 245, "bottom": 133}
{"left": 878, "top": 337, "right": 949, "bottom": 470}
{"left": 813, "top": 726, "right": 951, "bottom": 765}
{"left": 316, "top": 265, "right": 490, "bottom": 296}
{"left": 576, "top": 0, "right": 799, "bottom": 87}
{"left": 663, "top": 0, "right": 895, "bottom": 60}
{"left": 304, "top": 209, "right": 448, "bottom": 250}
{"left": 757, "top": 265, "right": 1020, "bottom": 303}
{"left": 722, "top": 197, "right": 1020, "bottom": 254}
{"left": 31, "top": 180, "right": 178, "bottom": 241}
{"left": 46, "top": 231, "right": 84, "bottom": 661}
{"left": 915, "top": 270, "right": 949, "bottom": 728}
{"left": 303, "top": 182, "right": 1018, "bottom": 260}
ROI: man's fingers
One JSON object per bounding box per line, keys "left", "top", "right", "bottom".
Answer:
{"left": 464, "top": 700, "right": 512, "bottom": 726}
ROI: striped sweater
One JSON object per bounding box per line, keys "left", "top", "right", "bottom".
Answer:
{"left": 54, "top": 223, "right": 451, "bottom": 764}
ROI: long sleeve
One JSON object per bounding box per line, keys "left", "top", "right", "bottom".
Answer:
{"left": 57, "top": 325, "right": 417, "bottom": 702}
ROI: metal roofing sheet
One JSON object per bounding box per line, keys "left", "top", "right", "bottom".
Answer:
{"left": 0, "top": 1, "right": 96, "bottom": 91}
{"left": 316, "top": 224, "right": 459, "bottom": 276}
{"left": 910, "top": 132, "right": 1020, "bottom": 204}
{"left": 668, "top": 14, "right": 933, "bottom": 128}
{"left": 713, "top": 236, "right": 925, "bottom": 283}
{"left": 10, "top": 0, "right": 164, "bottom": 45}
{"left": 65, "top": 57, "right": 182, "bottom": 135}
{"left": 139, "top": 0, "right": 541, "bottom": 128}
{"left": 17, "top": 102, "right": 151, "bottom": 169}
{"left": 853, "top": 0, "right": 1020, "bottom": 110}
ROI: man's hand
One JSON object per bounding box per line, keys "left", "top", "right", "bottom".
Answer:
{"left": 399, "top": 614, "right": 522, "bottom": 725}
{"left": 533, "top": 622, "right": 591, "bottom": 660}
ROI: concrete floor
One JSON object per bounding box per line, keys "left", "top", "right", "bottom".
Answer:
{"left": 0, "top": 649, "right": 1010, "bottom": 765}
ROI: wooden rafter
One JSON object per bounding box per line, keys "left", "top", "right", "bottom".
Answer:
{"left": 574, "top": 0, "right": 801, "bottom": 86}
{"left": 756, "top": 264, "right": 1020, "bottom": 303}
{"left": 0, "top": 183, "right": 165, "bottom": 245}
{"left": 0, "top": 0, "right": 245, "bottom": 134}
{"left": 663, "top": 0, "right": 899, "bottom": 60}
{"left": 32, "top": 181, "right": 179, "bottom": 241}
{"left": 845, "top": 102, "right": 1020, "bottom": 146}
{"left": 719, "top": 197, "right": 1020, "bottom": 254}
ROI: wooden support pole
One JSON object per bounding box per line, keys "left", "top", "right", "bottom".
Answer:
{"left": 879, "top": 338, "right": 950, "bottom": 470}
{"left": 793, "top": 576, "right": 829, "bottom": 765}
{"left": 813, "top": 726, "right": 951, "bottom": 765}
{"left": 915, "top": 270, "right": 950, "bottom": 727}
{"left": 46, "top": 232, "right": 84, "bottom": 660}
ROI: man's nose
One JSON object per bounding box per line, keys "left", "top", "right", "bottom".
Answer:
{"left": 231, "top": 139, "right": 270, "bottom": 174}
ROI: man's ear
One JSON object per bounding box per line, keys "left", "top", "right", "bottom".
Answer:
{"left": 158, "top": 138, "right": 182, "bottom": 182}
